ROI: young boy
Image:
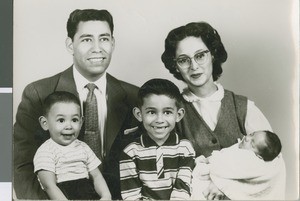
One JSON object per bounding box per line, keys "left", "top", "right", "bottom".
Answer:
{"left": 192, "top": 130, "right": 286, "bottom": 200}
{"left": 33, "top": 91, "right": 111, "bottom": 200}
{"left": 119, "top": 78, "right": 195, "bottom": 200}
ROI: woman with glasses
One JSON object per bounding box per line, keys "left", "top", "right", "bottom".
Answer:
{"left": 161, "top": 22, "right": 274, "bottom": 200}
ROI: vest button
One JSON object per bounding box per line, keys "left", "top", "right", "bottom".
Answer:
{"left": 211, "top": 138, "right": 217, "bottom": 144}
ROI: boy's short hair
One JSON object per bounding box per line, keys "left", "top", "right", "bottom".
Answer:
{"left": 42, "top": 91, "right": 81, "bottom": 116}
{"left": 259, "top": 131, "right": 282, "bottom": 161}
{"left": 137, "top": 78, "right": 182, "bottom": 108}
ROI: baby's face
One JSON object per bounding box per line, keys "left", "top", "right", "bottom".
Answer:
{"left": 238, "top": 131, "right": 267, "bottom": 157}
{"left": 45, "top": 102, "right": 82, "bottom": 146}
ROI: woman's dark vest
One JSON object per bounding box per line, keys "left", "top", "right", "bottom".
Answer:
{"left": 177, "top": 90, "right": 247, "bottom": 157}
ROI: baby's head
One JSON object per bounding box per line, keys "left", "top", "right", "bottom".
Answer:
{"left": 238, "top": 130, "right": 282, "bottom": 161}
{"left": 39, "top": 91, "right": 83, "bottom": 146}
{"left": 133, "top": 78, "right": 185, "bottom": 145}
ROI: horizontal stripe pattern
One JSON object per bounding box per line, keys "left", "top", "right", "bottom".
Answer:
{"left": 34, "top": 139, "right": 101, "bottom": 183}
{"left": 120, "top": 133, "right": 195, "bottom": 200}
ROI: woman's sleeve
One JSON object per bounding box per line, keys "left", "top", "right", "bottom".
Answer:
{"left": 245, "top": 100, "right": 273, "bottom": 134}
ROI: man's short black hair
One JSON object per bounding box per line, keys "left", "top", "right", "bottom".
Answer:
{"left": 67, "top": 9, "right": 114, "bottom": 40}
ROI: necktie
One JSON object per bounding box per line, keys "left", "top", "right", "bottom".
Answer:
{"left": 84, "top": 83, "right": 102, "bottom": 160}
{"left": 156, "top": 147, "right": 164, "bottom": 179}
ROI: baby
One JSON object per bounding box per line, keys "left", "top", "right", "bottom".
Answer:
{"left": 192, "top": 130, "right": 286, "bottom": 200}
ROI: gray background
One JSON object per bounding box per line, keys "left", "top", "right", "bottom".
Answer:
{"left": 13, "top": 0, "right": 299, "bottom": 199}
{"left": 0, "top": 0, "right": 13, "bottom": 87}
{"left": 0, "top": 0, "right": 12, "bottom": 184}
{"left": 0, "top": 94, "right": 12, "bottom": 182}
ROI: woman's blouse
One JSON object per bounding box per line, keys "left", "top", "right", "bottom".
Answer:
{"left": 182, "top": 83, "right": 272, "bottom": 134}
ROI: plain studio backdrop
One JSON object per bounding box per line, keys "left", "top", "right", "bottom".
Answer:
{"left": 14, "top": 0, "right": 298, "bottom": 199}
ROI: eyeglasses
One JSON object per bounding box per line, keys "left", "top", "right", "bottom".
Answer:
{"left": 174, "top": 50, "right": 210, "bottom": 69}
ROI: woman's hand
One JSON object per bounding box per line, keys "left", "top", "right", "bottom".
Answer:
{"left": 203, "top": 181, "right": 226, "bottom": 200}
{"left": 195, "top": 155, "right": 209, "bottom": 164}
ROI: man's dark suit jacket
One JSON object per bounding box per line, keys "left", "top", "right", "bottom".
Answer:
{"left": 13, "top": 67, "right": 139, "bottom": 199}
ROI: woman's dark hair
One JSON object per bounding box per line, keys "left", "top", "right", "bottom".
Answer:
{"left": 161, "top": 22, "right": 227, "bottom": 81}
{"left": 67, "top": 9, "right": 114, "bottom": 40}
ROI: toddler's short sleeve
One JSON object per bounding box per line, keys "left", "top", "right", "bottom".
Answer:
{"left": 81, "top": 142, "right": 101, "bottom": 172}
{"left": 33, "top": 145, "right": 56, "bottom": 173}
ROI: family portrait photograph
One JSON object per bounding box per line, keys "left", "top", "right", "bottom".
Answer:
{"left": 13, "top": 0, "right": 298, "bottom": 200}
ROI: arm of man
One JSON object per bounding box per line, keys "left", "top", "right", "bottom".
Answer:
{"left": 37, "top": 170, "right": 67, "bottom": 200}
{"left": 89, "top": 168, "right": 112, "bottom": 200}
{"left": 14, "top": 83, "right": 48, "bottom": 199}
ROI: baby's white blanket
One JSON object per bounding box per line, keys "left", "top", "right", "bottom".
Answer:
{"left": 192, "top": 143, "right": 286, "bottom": 200}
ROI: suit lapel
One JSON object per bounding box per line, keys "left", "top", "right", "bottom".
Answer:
{"left": 105, "top": 74, "right": 129, "bottom": 152}
{"left": 56, "top": 67, "right": 78, "bottom": 97}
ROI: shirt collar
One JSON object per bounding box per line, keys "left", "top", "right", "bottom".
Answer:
{"left": 73, "top": 65, "right": 107, "bottom": 94}
{"left": 182, "top": 82, "right": 224, "bottom": 102}
{"left": 49, "top": 138, "right": 79, "bottom": 148}
{"left": 140, "top": 131, "right": 179, "bottom": 147}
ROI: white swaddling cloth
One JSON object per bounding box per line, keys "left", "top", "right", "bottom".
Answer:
{"left": 191, "top": 143, "right": 286, "bottom": 200}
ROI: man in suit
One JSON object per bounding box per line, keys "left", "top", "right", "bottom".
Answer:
{"left": 14, "top": 9, "right": 139, "bottom": 199}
